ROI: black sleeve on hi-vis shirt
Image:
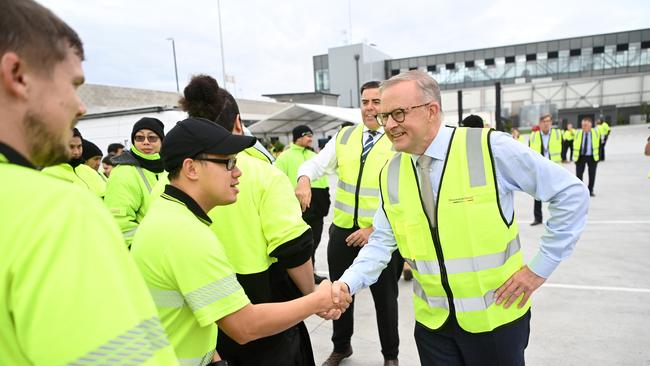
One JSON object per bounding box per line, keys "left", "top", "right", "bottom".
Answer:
{"left": 269, "top": 229, "right": 314, "bottom": 269}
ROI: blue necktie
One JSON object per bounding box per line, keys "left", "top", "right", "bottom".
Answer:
{"left": 361, "top": 130, "right": 378, "bottom": 163}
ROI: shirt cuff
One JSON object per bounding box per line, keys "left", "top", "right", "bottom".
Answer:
{"left": 339, "top": 271, "right": 363, "bottom": 295}
{"left": 527, "top": 250, "right": 560, "bottom": 279}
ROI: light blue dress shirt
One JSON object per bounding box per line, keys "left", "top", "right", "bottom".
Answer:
{"left": 340, "top": 126, "right": 589, "bottom": 295}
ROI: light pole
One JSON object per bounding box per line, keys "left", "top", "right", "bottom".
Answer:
{"left": 166, "top": 37, "right": 179, "bottom": 93}
{"left": 217, "top": 0, "right": 227, "bottom": 89}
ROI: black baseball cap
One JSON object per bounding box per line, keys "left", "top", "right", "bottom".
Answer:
{"left": 161, "top": 117, "right": 256, "bottom": 172}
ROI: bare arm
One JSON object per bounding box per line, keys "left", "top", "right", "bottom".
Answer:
{"left": 286, "top": 258, "right": 316, "bottom": 295}
{"left": 217, "top": 280, "right": 349, "bottom": 344}
{"left": 645, "top": 136, "right": 650, "bottom": 156}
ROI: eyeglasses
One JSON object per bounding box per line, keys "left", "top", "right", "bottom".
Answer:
{"left": 375, "top": 101, "right": 433, "bottom": 126}
{"left": 134, "top": 135, "right": 160, "bottom": 143}
{"left": 195, "top": 157, "right": 237, "bottom": 171}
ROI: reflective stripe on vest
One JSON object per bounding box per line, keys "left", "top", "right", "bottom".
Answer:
{"left": 136, "top": 166, "right": 153, "bottom": 193}
{"left": 179, "top": 349, "right": 216, "bottom": 366}
{"left": 149, "top": 274, "right": 242, "bottom": 311}
{"left": 68, "top": 316, "right": 170, "bottom": 365}
{"left": 404, "top": 234, "right": 520, "bottom": 275}
{"left": 337, "top": 180, "right": 380, "bottom": 197}
{"left": 380, "top": 127, "right": 528, "bottom": 333}
{"left": 413, "top": 280, "right": 496, "bottom": 312}
{"left": 334, "top": 124, "right": 394, "bottom": 228}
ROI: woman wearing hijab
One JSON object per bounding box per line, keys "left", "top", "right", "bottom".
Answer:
{"left": 104, "top": 117, "right": 165, "bottom": 248}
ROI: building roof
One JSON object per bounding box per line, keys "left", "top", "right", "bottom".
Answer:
{"left": 248, "top": 103, "right": 360, "bottom": 135}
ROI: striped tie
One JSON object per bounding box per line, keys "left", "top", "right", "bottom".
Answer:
{"left": 361, "top": 130, "right": 378, "bottom": 163}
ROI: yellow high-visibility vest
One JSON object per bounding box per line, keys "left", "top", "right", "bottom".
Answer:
{"left": 333, "top": 124, "right": 394, "bottom": 228}
{"left": 380, "top": 127, "right": 529, "bottom": 333}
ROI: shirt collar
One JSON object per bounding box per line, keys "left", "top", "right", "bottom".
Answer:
{"left": 363, "top": 125, "right": 384, "bottom": 135}
{"left": 0, "top": 142, "right": 35, "bottom": 169}
{"left": 411, "top": 125, "right": 453, "bottom": 165}
{"left": 162, "top": 184, "right": 212, "bottom": 225}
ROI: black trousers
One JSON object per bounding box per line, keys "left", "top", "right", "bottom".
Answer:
{"left": 575, "top": 155, "right": 598, "bottom": 194}
{"left": 599, "top": 135, "right": 609, "bottom": 161}
{"left": 414, "top": 310, "right": 531, "bottom": 366}
{"left": 561, "top": 140, "right": 573, "bottom": 161}
{"left": 532, "top": 200, "right": 542, "bottom": 222}
{"left": 327, "top": 224, "right": 403, "bottom": 359}
{"left": 302, "top": 188, "right": 330, "bottom": 265}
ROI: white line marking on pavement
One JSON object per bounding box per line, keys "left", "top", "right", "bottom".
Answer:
{"left": 519, "top": 220, "right": 650, "bottom": 224}
{"left": 544, "top": 283, "right": 650, "bottom": 293}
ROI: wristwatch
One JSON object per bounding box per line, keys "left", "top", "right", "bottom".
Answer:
{"left": 206, "top": 360, "right": 229, "bottom": 366}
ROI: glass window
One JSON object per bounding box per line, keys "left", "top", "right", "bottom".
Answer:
{"left": 465, "top": 60, "right": 475, "bottom": 68}
{"left": 505, "top": 56, "right": 515, "bottom": 63}
{"left": 558, "top": 50, "right": 570, "bottom": 73}
{"left": 616, "top": 43, "right": 629, "bottom": 52}
{"left": 526, "top": 54, "right": 536, "bottom": 61}
{"left": 315, "top": 69, "right": 329, "bottom": 92}
{"left": 593, "top": 46, "right": 605, "bottom": 54}
{"left": 548, "top": 51, "right": 559, "bottom": 59}
{"left": 570, "top": 49, "right": 581, "bottom": 57}
{"left": 629, "top": 42, "right": 641, "bottom": 66}
{"left": 427, "top": 65, "right": 436, "bottom": 72}
{"left": 485, "top": 58, "right": 495, "bottom": 66}
{"left": 391, "top": 69, "right": 400, "bottom": 76}
{"left": 603, "top": 45, "right": 616, "bottom": 69}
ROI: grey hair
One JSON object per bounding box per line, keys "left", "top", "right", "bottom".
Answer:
{"left": 380, "top": 70, "right": 442, "bottom": 111}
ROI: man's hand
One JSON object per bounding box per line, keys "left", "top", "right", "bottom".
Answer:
{"left": 295, "top": 176, "right": 312, "bottom": 212}
{"left": 331, "top": 280, "right": 353, "bottom": 310}
{"left": 494, "top": 266, "right": 546, "bottom": 309}
{"left": 345, "top": 227, "right": 374, "bottom": 247}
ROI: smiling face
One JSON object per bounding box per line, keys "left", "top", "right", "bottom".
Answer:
{"left": 380, "top": 80, "right": 441, "bottom": 155}
{"left": 197, "top": 153, "right": 242, "bottom": 206}
{"left": 23, "top": 47, "right": 86, "bottom": 166}
{"left": 360, "top": 87, "right": 381, "bottom": 130}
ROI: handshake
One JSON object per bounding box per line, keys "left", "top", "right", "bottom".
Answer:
{"left": 312, "top": 280, "right": 353, "bottom": 320}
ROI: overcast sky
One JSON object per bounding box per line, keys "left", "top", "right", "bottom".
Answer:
{"left": 40, "top": 0, "right": 650, "bottom": 100}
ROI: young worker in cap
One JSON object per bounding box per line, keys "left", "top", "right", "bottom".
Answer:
{"left": 275, "top": 125, "right": 331, "bottom": 284}
{"left": 0, "top": 0, "right": 177, "bottom": 364}
{"left": 175, "top": 75, "right": 320, "bottom": 365}
{"left": 132, "top": 117, "right": 351, "bottom": 366}
{"left": 42, "top": 127, "right": 106, "bottom": 197}
{"left": 105, "top": 117, "right": 166, "bottom": 247}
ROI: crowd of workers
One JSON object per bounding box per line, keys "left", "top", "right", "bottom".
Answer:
{"left": 1, "top": 1, "right": 597, "bottom": 366}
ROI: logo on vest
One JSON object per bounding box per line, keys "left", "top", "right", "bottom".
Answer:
{"left": 448, "top": 196, "right": 474, "bottom": 204}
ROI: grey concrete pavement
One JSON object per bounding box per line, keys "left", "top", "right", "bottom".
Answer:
{"left": 304, "top": 124, "right": 650, "bottom": 366}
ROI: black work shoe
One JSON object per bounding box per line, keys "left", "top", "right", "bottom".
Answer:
{"left": 321, "top": 346, "right": 353, "bottom": 366}
{"left": 530, "top": 220, "right": 542, "bottom": 226}
{"left": 314, "top": 274, "right": 327, "bottom": 284}
{"left": 590, "top": 192, "right": 595, "bottom": 197}
{"left": 402, "top": 268, "right": 413, "bottom": 281}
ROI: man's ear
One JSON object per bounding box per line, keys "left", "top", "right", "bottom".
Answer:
{"left": 0, "top": 52, "right": 29, "bottom": 99}
{"left": 181, "top": 158, "right": 200, "bottom": 181}
{"left": 233, "top": 115, "right": 243, "bottom": 134}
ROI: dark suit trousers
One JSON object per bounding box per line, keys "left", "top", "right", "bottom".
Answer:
{"left": 327, "top": 224, "right": 403, "bottom": 359}
{"left": 575, "top": 156, "right": 598, "bottom": 194}
{"left": 533, "top": 200, "right": 542, "bottom": 222}
{"left": 414, "top": 311, "right": 531, "bottom": 366}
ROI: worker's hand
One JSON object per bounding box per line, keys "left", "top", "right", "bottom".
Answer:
{"left": 494, "top": 266, "right": 546, "bottom": 309}
{"left": 314, "top": 280, "right": 343, "bottom": 320}
{"left": 331, "top": 280, "right": 352, "bottom": 312}
{"left": 345, "top": 227, "right": 374, "bottom": 247}
{"left": 295, "top": 176, "right": 312, "bottom": 212}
